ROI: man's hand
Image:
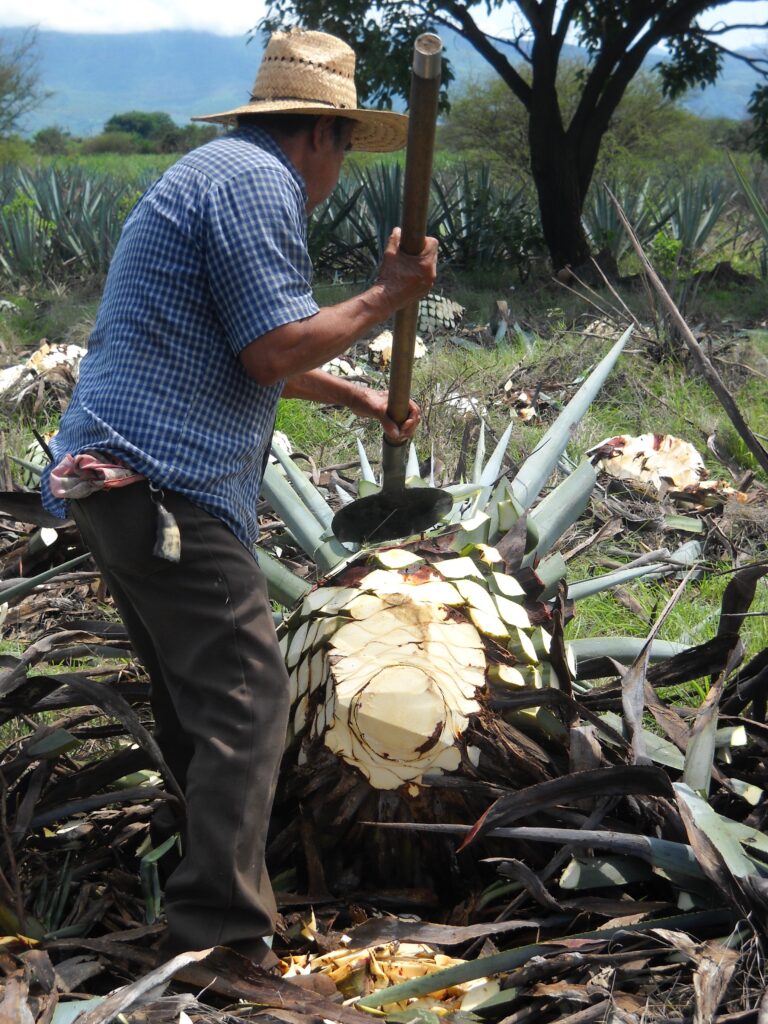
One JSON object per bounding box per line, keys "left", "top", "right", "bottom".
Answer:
{"left": 349, "top": 387, "right": 421, "bottom": 444}
{"left": 375, "top": 228, "right": 438, "bottom": 309}
{"left": 281, "top": 372, "right": 421, "bottom": 444}
{"left": 240, "top": 228, "right": 438, "bottom": 386}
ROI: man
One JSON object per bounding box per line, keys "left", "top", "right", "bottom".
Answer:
{"left": 41, "top": 29, "right": 437, "bottom": 967}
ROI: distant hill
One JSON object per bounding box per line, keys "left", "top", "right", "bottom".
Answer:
{"left": 0, "top": 26, "right": 759, "bottom": 137}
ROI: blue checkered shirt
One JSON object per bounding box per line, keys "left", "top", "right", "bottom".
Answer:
{"left": 42, "top": 127, "right": 319, "bottom": 551}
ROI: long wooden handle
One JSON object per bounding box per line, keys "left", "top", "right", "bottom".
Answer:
{"left": 386, "top": 33, "right": 442, "bottom": 430}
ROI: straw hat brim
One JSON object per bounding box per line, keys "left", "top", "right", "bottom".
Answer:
{"left": 192, "top": 102, "right": 407, "bottom": 153}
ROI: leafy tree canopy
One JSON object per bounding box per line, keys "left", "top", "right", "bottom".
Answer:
{"left": 104, "top": 110, "right": 178, "bottom": 139}
{"left": 255, "top": 0, "right": 768, "bottom": 267}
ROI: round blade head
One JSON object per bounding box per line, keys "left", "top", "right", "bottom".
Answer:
{"left": 332, "top": 487, "right": 452, "bottom": 544}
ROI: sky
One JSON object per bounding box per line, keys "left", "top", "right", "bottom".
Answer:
{"left": 0, "top": 0, "right": 766, "bottom": 50}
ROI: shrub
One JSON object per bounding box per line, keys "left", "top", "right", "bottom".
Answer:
{"left": 81, "top": 131, "right": 141, "bottom": 156}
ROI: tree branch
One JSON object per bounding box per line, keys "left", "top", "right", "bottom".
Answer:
{"left": 440, "top": 0, "right": 534, "bottom": 106}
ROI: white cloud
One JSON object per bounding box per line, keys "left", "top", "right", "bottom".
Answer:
{"left": 0, "top": 0, "right": 266, "bottom": 35}
{"left": 0, "top": 0, "right": 765, "bottom": 49}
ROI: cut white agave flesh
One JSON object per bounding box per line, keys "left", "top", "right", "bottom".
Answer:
{"left": 488, "top": 664, "right": 527, "bottom": 688}
{"left": 309, "top": 650, "right": 326, "bottom": 693}
{"left": 494, "top": 594, "right": 531, "bottom": 630}
{"left": 288, "top": 667, "right": 300, "bottom": 706}
{"left": 490, "top": 571, "right": 526, "bottom": 599}
{"left": 302, "top": 618, "right": 323, "bottom": 653}
{"left": 294, "top": 693, "right": 309, "bottom": 734}
{"left": 506, "top": 626, "right": 539, "bottom": 665}
{"left": 457, "top": 510, "right": 492, "bottom": 539}
{"left": 455, "top": 578, "right": 499, "bottom": 618}
{"left": 322, "top": 600, "right": 484, "bottom": 789}
{"left": 315, "top": 701, "right": 327, "bottom": 737}
{"left": 375, "top": 548, "right": 424, "bottom": 569}
{"left": 471, "top": 544, "right": 503, "bottom": 564}
{"left": 299, "top": 586, "right": 346, "bottom": 620}
{"left": 523, "top": 665, "right": 544, "bottom": 688}
{"left": 322, "top": 587, "right": 363, "bottom": 615}
{"left": 468, "top": 606, "right": 509, "bottom": 639}
{"left": 308, "top": 615, "right": 344, "bottom": 652}
{"left": 295, "top": 657, "right": 311, "bottom": 699}
{"left": 358, "top": 569, "right": 464, "bottom": 607}
{"left": 345, "top": 592, "right": 392, "bottom": 620}
{"left": 287, "top": 621, "right": 310, "bottom": 669}
{"left": 530, "top": 626, "right": 553, "bottom": 657}
{"left": 433, "top": 556, "right": 485, "bottom": 581}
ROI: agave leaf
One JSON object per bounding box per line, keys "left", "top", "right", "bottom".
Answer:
{"left": 269, "top": 440, "right": 334, "bottom": 529}
{"left": 406, "top": 442, "right": 421, "bottom": 480}
{"left": 683, "top": 678, "right": 724, "bottom": 797}
{"left": 569, "top": 637, "right": 688, "bottom": 673}
{"left": 526, "top": 460, "right": 596, "bottom": 561}
{"left": 355, "top": 437, "right": 376, "bottom": 484}
{"left": 261, "top": 462, "right": 349, "bottom": 573}
{"left": 674, "top": 783, "right": 760, "bottom": 879}
{"left": 730, "top": 154, "right": 768, "bottom": 243}
{"left": 0, "top": 553, "right": 91, "bottom": 606}
{"left": 560, "top": 855, "right": 652, "bottom": 889}
{"left": 536, "top": 551, "right": 567, "bottom": 600}
{"left": 472, "top": 419, "right": 487, "bottom": 485}
{"left": 26, "top": 728, "right": 80, "bottom": 759}
{"left": 479, "top": 419, "right": 515, "bottom": 488}
{"left": 567, "top": 541, "right": 702, "bottom": 601}
{"left": 460, "top": 764, "right": 672, "bottom": 849}
{"left": 511, "top": 326, "right": 632, "bottom": 511}
{"left": 600, "top": 711, "right": 684, "bottom": 771}
{"left": 257, "top": 547, "right": 312, "bottom": 608}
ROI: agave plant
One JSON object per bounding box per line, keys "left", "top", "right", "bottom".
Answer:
{"left": 253, "top": 326, "right": 719, "bottom": 890}
{"left": 668, "top": 175, "right": 734, "bottom": 269}
{"left": 582, "top": 178, "right": 665, "bottom": 262}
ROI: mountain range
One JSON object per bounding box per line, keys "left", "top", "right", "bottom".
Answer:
{"left": 0, "top": 26, "right": 761, "bottom": 137}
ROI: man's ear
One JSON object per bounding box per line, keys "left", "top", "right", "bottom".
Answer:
{"left": 311, "top": 115, "right": 337, "bottom": 151}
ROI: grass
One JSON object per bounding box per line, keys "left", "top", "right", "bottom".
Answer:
{"left": 566, "top": 562, "right": 768, "bottom": 660}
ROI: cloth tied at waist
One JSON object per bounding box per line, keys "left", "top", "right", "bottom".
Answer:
{"left": 50, "top": 452, "right": 145, "bottom": 500}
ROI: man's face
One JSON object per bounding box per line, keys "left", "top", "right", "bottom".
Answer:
{"left": 305, "top": 118, "right": 354, "bottom": 213}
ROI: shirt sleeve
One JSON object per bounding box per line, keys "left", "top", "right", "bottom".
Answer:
{"left": 203, "top": 164, "right": 320, "bottom": 354}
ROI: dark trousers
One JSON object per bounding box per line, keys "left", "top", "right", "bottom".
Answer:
{"left": 71, "top": 483, "right": 290, "bottom": 963}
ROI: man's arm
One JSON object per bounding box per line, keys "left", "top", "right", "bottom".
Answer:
{"left": 281, "top": 368, "right": 420, "bottom": 443}
{"left": 239, "top": 228, "right": 437, "bottom": 387}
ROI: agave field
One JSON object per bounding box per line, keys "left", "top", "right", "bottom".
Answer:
{"left": 0, "top": 153, "right": 766, "bottom": 1023}
{"left": 0, "top": 154, "right": 765, "bottom": 285}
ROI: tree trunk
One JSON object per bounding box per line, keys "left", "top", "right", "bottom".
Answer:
{"left": 529, "top": 113, "right": 592, "bottom": 271}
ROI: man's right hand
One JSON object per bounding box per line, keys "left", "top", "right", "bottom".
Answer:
{"left": 375, "top": 227, "right": 438, "bottom": 310}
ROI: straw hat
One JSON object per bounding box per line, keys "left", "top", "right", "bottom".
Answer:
{"left": 193, "top": 29, "right": 407, "bottom": 152}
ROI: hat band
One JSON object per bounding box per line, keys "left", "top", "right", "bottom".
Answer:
{"left": 248, "top": 94, "right": 352, "bottom": 110}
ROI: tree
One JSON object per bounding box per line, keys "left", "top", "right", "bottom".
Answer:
{"left": 33, "top": 125, "right": 71, "bottom": 155}
{"left": 442, "top": 65, "right": 725, "bottom": 188}
{"left": 104, "top": 110, "right": 178, "bottom": 140}
{"left": 256, "top": 1, "right": 768, "bottom": 269}
{"left": 0, "top": 29, "right": 47, "bottom": 137}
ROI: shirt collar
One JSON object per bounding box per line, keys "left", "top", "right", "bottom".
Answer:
{"left": 231, "top": 125, "right": 308, "bottom": 203}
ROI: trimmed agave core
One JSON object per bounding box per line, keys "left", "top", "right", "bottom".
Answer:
{"left": 280, "top": 548, "right": 571, "bottom": 792}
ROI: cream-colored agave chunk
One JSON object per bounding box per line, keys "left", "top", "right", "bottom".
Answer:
{"left": 322, "top": 599, "right": 485, "bottom": 789}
